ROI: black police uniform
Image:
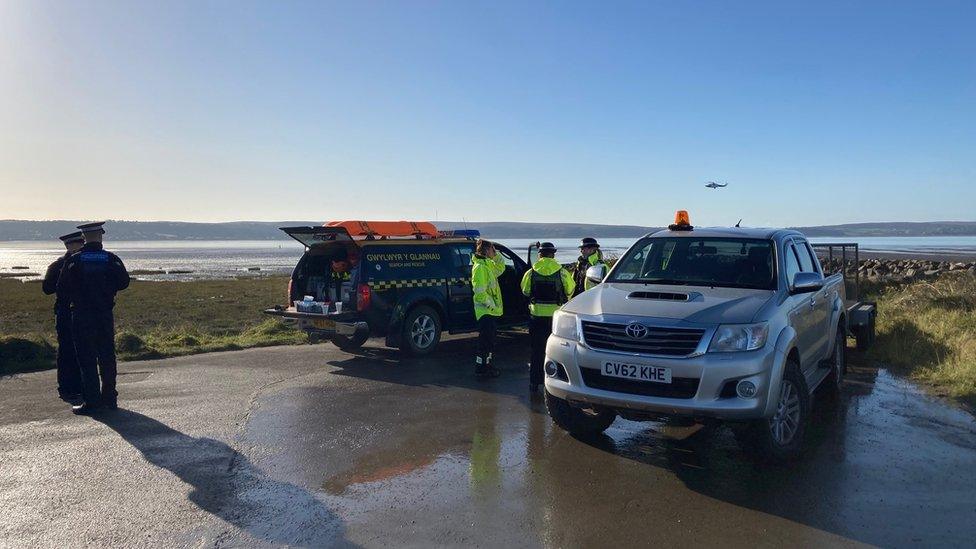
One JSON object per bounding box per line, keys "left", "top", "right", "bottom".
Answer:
{"left": 527, "top": 270, "right": 567, "bottom": 388}
{"left": 42, "top": 252, "right": 82, "bottom": 400}
{"left": 58, "top": 241, "right": 130, "bottom": 407}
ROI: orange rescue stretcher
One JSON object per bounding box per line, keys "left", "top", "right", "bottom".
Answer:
{"left": 324, "top": 220, "right": 439, "bottom": 238}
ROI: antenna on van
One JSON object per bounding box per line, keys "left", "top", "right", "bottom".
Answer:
{"left": 462, "top": 217, "right": 468, "bottom": 230}
{"left": 735, "top": 219, "right": 742, "bottom": 228}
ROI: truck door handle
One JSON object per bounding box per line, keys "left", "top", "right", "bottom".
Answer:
{"left": 809, "top": 298, "right": 817, "bottom": 308}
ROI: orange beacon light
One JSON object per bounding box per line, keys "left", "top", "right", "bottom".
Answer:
{"left": 669, "top": 210, "right": 694, "bottom": 231}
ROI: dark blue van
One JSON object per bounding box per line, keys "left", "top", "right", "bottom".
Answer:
{"left": 265, "top": 225, "right": 529, "bottom": 355}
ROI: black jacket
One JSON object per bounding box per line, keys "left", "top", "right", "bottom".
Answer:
{"left": 57, "top": 242, "right": 130, "bottom": 312}
{"left": 42, "top": 254, "right": 70, "bottom": 311}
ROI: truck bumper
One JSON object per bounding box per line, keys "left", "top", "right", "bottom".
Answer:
{"left": 543, "top": 335, "right": 786, "bottom": 421}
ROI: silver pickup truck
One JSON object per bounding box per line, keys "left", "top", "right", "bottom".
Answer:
{"left": 543, "top": 224, "right": 869, "bottom": 461}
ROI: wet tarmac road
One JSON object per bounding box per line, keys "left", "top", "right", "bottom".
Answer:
{"left": 2, "top": 333, "right": 975, "bottom": 547}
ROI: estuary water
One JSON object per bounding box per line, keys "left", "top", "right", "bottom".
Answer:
{"left": 2, "top": 236, "right": 976, "bottom": 281}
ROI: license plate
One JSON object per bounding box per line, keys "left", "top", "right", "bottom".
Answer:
{"left": 602, "top": 361, "right": 672, "bottom": 384}
{"left": 312, "top": 319, "right": 335, "bottom": 330}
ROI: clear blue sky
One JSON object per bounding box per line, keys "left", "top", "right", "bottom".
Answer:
{"left": 1, "top": 1, "right": 973, "bottom": 227}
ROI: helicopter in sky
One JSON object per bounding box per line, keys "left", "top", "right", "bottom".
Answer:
{"left": 705, "top": 181, "right": 728, "bottom": 189}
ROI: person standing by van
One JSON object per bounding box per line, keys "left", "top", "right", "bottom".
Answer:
{"left": 521, "top": 242, "right": 575, "bottom": 393}
{"left": 571, "top": 237, "right": 608, "bottom": 296}
{"left": 471, "top": 239, "right": 506, "bottom": 378}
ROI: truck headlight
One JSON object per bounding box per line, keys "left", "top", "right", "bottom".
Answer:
{"left": 708, "top": 323, "right": 769, "bottom": 353}
{"left": 551, "top": 310, "right": 579, "bottom": 341}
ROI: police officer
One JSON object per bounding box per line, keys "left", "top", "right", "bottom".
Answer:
{"left": 471, "top": 239, "right": 505, "bottom": 378}
{"left": 520, "top": 242, "right": 574, "bottom": 393}
{"left": 57, "top": 222, "right": 130, "bottom": 414}
{"left": 571, "top": 237, "right": 608, "bottom": 296}
{"left": 42, "top": 231, "right": 85, "bottom": 404}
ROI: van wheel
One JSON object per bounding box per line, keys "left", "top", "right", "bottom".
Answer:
{"left": 822, "top": 326, "right": 847, "bottom": 392}
{"left": 545, "top": 389, "right": 616, "bottom": 437}
{"left": 330, "top": 331, "right": 369, "bottom": 351}
{"left": 401, "top": 305, "right": 441, "bottom": 356}
{"left": 736, "top": 359, "right": 809, "bottom": 463}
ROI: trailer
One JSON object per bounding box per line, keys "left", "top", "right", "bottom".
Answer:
{"left": 811, "top": 242, "right": 877, "bottom": 350}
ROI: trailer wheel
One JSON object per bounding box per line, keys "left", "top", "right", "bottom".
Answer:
{"left": 330, "top": 331, "right": 369, "bottom": 351}
{"left": 400, "top": 305, "right": 442, "bottom": 356}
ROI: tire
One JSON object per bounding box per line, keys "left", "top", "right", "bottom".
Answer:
{"left": 330, "top": 330, "right": 369, "bottom": 351}
{"left": 545, "top": 389, "right": 616, "bottom": 437}
{"left": 400, "top": 305, "right": 442, "bottom": 356}
{"left": 822, "top": 326, "right": 847, "bottom": 391}
{"left": 737, "top": 358, "right": 810, "bottom": 463}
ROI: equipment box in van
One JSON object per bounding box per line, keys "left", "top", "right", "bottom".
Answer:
{"left": 264, "top": 221, "right": 530, "bottom": 355}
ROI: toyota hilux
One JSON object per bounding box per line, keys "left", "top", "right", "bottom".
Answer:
{"left": 543, "top": 215, "right": 850, "bottom": 461}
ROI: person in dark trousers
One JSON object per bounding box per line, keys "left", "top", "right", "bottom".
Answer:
{"left": 571, "top": 237, "right": 608, "bottom": 296}
{"left": 57, "top": 222, "right": 130, "bottom": 415}
{"left": 42, "top": 231, "right": 86, "bottom": 404}
{"left": 520, "top": 242, "right": 575, "bottom": 393}
{"left": 471, "top": 239, "right": 506, "bottom": 378}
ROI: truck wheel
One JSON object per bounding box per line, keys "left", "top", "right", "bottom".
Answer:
{"left": 737, "top": 359, "right": 810, "bottom": 463}
{"left": 400, "top": 305, "right": 442, "bottom": 356}
{"left": 330, "top": 331, "right": 369, "bottom": 351}
{"left": 545, "top": 389, "right": 616, "bottom": 437}
{"left": 823, "top": 326, "right": 847, "bottom": 391}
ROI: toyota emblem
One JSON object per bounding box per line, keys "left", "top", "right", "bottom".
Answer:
{"left": 625, "top": 322, "right": 649, "bottom": 339}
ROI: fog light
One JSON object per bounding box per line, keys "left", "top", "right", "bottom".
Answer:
{"left": 544, "top": 361, "right": 558, "bottom": 377}
{"left": 736, "top": 380, "right": 757, "bottom": 398}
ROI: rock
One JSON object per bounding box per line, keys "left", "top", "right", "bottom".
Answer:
{"left": 924, "top": 270, "right": 941, "bottom": 278}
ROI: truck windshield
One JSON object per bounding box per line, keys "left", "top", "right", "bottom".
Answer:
{"left": 608, "top": 237, "right": 777, "bottom": 290}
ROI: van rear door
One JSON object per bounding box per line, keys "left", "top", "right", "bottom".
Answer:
{"left": 280, "top": 226, "right": 353, "bottom": 248}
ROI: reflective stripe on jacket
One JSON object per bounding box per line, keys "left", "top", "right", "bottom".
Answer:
{"left": 471, "top": 254, "right": 506, "bottom": 320}
{"left": 520, "top": 257, "right": 575, "bottom": 317}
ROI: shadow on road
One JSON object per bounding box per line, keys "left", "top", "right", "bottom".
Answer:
{"left": 94, "top": 409, "right": 354, "bottom": 547}
{"left": 327, "top": 331, "right": 541, "bottom": 405}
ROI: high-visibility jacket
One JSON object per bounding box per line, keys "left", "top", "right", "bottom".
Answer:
{"left": 572, "top": 252, "right": 608, "bottom": 294}
{"left": 520, "top": 257, "right": 575, "bottom": 317}
{"left": 472, "top": 254, "right": 506, "bottom": 320}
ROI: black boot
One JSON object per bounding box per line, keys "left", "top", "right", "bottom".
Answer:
{"left": 474, "top": 354, "right": 488, "bottom": 378}
{"left": 102, "top": 394, "right": 118, "bottom": 410}
{"left": 71, "top": 402, "right": 102, "bottom": 416}
{"left": 485, "top": 353, "right": 501, "bottom": 378}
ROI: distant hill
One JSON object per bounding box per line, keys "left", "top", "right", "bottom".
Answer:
{"left": 2, "top": 219, "right": 976, "bottom": 241}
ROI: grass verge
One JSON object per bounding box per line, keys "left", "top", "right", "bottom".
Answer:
{"left": 0, "top": 277, "right": 304, "bottom": 375}
{"left": 866, "top": 272, "right": 976, "bottom": 410}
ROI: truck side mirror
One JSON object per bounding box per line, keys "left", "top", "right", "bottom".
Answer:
{"left": 586, "top": 264, "right": 607, "bottom": 285}
{"left": 791, "top": 272, "right": 823, "bottom": 294}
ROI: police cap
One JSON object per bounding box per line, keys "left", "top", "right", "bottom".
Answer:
{"left": 578, "top": 237, "right": 599, "bottom": 249}
{"left": 539, "top": 242, "right": 557, "bottom": 252}
{"left": 77, "top": 221, "right": 106, "bottom": 235}
{"left": 59, "top": 231, "right": 84, "bottom": 244}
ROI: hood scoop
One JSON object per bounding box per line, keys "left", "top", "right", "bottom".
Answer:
{"left": 626, "top": 291, "right": 701, "bottom": 302}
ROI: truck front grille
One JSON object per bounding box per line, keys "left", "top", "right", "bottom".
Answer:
{"left": 580, "top": 321, "right": 705, "bottom": 356}
{"left": 579, "top": 368, "right": 700, "bottom": 399}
